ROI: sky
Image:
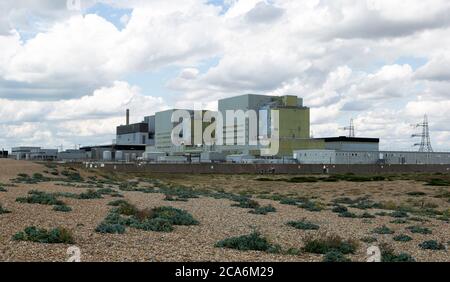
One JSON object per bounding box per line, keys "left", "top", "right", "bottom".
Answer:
{"left": 0, "top": 0, "right": 450, "bottom": 151}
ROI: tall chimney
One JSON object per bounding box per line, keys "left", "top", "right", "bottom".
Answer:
{"left": 126, "top": 109, "right": 130, "bottom": 125}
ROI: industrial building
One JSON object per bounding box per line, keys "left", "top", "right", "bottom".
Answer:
{"left": 11, "top": 147, "right": 58, "bottom": 161}
{"left": 293, "top": 150, "right": 450, "bottom": 165}
{"left": 218, "top": 94, "right": 313, "bottom": 157}
{"left": 80, "top": 144, "right": 146, "bottom": 162}
{"left": 116, "top": 109, "right": 155, "bottom": 146}
{"left": 57, "top": 149, "right": 88, "bottom": 162}
{"left": 11, "top": 93, "right": 446, "bottom": 165}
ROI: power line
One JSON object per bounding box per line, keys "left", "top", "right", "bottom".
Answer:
{"left": 340, "top": 118, "right": 355, "bottom": 137}
{"left": 411, "top": 114, "right": 433, "bottom": 153}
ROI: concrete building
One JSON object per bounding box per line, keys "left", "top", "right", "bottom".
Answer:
{"left": 11, "top": 147, "right": 58, "bottom": 161}
{"left": 81, "top": 144, "right": 146, "bottom": 162}
{"left": 293, "top": 150, "right": 450, "bottom": 165}
{"left": 311, "top": 137, "right": 380, "bottom": 151}
{"left": 153, "top": 109, "right": 213, "bottom": 154}
{"left": 218, "top": 94, "right": 312, "bottom": 157}
{"left": 57, "top": 149, "right": 87, "bottom": 162}
{"left": 116, "top": 110, "right": 155, "bottom": 146}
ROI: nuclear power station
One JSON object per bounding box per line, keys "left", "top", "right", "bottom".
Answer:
{"left": 7, "top": 93, "right": 450, "bottom": 165}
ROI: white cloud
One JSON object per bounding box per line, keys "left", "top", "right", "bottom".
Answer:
{"left": 415, "top": 54, "right": 450, "bottom": 81}
{"left": 1, "top": 0, "right": 450, "bottom": 151}
{"left": 0, "top": 81, "right": 168, "bottom": 148}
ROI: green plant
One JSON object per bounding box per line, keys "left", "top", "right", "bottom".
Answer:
{"left": 372, "top": 225, "right": 394, "bottom": 234}
{"left": 0, "top": 204, "right": 11, "bottom": 214}
{"left": 332, "top": 197, "right": 356, "bottom": 205}
{"left": 390, "top": 219, "right": 409, "bottom": 224}
{"left": 61, "top": 171, "right": 84, "bottom": 182}
{"left": 108, "top": 199, "right": 129, "bottom": 206}
{"left": 97, "top": 205, "right": 198, "bottom": 234}
{"left": 13, "top": 173, "right": 46, "bottom": 184}
{"left": 128, "top": 217, "right": 174, "bottom": 232}
{"left": 332, "top": 205, "right": 348, "bottom": 213}
{"left": 164, "top": 194, "right": 187, "bottom": 202}
{"left": 299, "top": 200, "right": 324, "bottom": 212}
{"left": 95, "top": 223, "right": 126, "bottom": 234}
{"left": 323, "top": 250, "right": 351, "bottom": 262}
{"left": 16, "top": 191, "right": 64, "bottom": 206}
{"left": 287, "top": 177, "right": 318, "bottom": 183}
{"left": 78, "top": 189, "right": 102, "bottom": 199}
{"left": 115, "top": 202, "right": 139, "bottom": 216}
{"left": 393, "top": 234, "right": 412, "bottom": 242}
{"left": 406, "top": 191, "right": 426, "bottom": 196}
{"left": 338, "top": 211, "right": 358, "bottom": 218}
{"left": 381, "top": 246, "right": 415, "bottom": 262}
{"left": 426, "top": 179, "right": 449, "bottom": 186}
{"left": 249, "top": 205, "right": 276, "bottom": 215}
{"left": 406, "top": 226, "right": 432, "bottom": 234}
{"left": 360, "top": 212, "right": 376, "bottom": 219}
{"left": 152, "top": 206, "right": 199, "bottom": 225}
{"left": 381, "top": 253, "right": 416, "bottom": 262}
{"left": 419, "top": 240, "right": 445, "bottom": 250}
{"left": 215, "top": 231, "right": 281, "bottom": 253}
{"left": 279, "top": 198, "right": 299, "bottom": 205}
{"left": 287, "top": 220, "right": 320, "bottom": 230}
{"left": 232, "top": 198, "right": 260, "bottom": 209}
{"left": 53, "top": 205, "right": 72, "bottom": 212}
{"left": 12, "top": 226, "right": 74, "bottom": 244}
{"left": 360, "top": 237, "right": 377, "bottom": 243}
{"left": 0, "top": 187, "right": 7, "bottom": 192}
{"left": 302, "top": 233, "right": 358, "bottom": 254}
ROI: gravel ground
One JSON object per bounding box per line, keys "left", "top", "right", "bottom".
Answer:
{"left": 0, "top": 159, "right": 449, "bottom": 262}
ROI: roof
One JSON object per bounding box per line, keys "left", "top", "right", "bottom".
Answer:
{"left": 80, "top": 144, "right": 146, "bottom": 151}
{"left": 315, "top": 136, "right": 380, "bottom": 143}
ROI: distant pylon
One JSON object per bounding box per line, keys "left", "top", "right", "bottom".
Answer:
{"left": 340, "top": 119, "right": 355, "bottom": 137}
{"left": 411, "top": 115, "right": 433, "bottom": 152}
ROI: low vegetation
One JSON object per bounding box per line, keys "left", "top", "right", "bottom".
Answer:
{"left": 393, "top": 234, "right": 413, "bottom": 242}
{"left": 323, "top": 250, "right": 351, "bottom": 262}
{"left": 406, "top": 226, "right": 432, "bottom": 234}
{"left": 418, "top": 240, "right": 445, "bottom": 250}
{"left": 372, "top": 225, "right": 395, "bottom": 235}
{"left": 302, "top": 233, "right": 358, "bottom": 255}
{"left": 299, "top": 200, "right": 325, "bottom": 212}
{"left": 380, "top": 244, "right": 415, "bottom": 262}
{"left": 0, "top": 204, "right": 11, "bottom": 214}
{"left": 249, "top": 205, "right": 276, "bottom": 215}
{"left": 96, "top": 201, "right": 199, "bottom": 234}
{"left": 16, "top": 190, "right": 64, "bottom": 206}
{"left": 287, "top": 220, "right": 320, "bottom": 230}
{"left": 360, "top": 237, "right": 377, "bottom": 243}
{"left": 12, "top": 173, "right": 50, "bottom": 184}
{"left": 53, "top": 205, "right": 72, "bottom": 212}
{"left": 215, "top": 231, "right": 281, "bottom": 253}
{"left": 12, "top": 226, "right": 74, "bottom": 244}
{"left": 425, "top": 179, "right": 450, "bottom": 186}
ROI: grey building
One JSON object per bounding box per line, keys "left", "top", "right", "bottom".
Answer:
{"left": 316, "top": 137, "right": 380, "bottom": 151}
{"left": 58, "top": 149, "right": 87, "bottom": 161}
{"left": 293, "top": 150, "right": 450, "bottom": 165}
{"left": 80, "top": 144, "right": 146, "bottom": 161}
{"left": 11, "top": 147, "right": 58, "bottom": 161}
{"left": 116, "top": 109, "right": 155, "bottom": 146}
